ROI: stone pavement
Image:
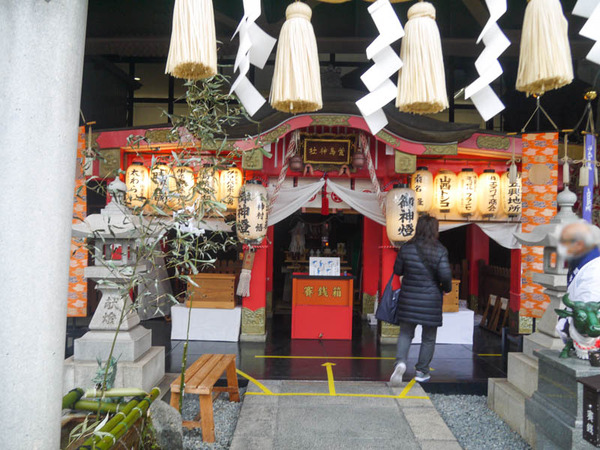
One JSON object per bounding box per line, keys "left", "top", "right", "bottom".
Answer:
{"left": 230, "top": 379, "right": 462, "bottom": 450}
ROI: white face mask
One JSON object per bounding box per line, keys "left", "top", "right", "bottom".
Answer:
{"left": 557, "top": 243, "right": 572, "bottom": 260}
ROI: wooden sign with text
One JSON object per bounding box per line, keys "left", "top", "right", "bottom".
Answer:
{"left": 302, "top": 134, "right": 355, "bottom": 165}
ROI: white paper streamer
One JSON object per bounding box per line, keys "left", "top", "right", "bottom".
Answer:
{"left": 230, "top": 0, "right": 277, "bottom": 116}
{"left": 356, "top": 0, "right": 404, "bottom": 134}
{"left": 574, "top": 0, "right": 600, "bottom": 65}
{"left": 464, "top": 0, "right": 510, "bottom": 121}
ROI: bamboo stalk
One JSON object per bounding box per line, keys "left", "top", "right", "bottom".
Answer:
{"left": 84, "top": 387, "right": 147, "bottom": 399}
{"left": 62, "top": 388, "right": 85, "bottom": 409}
{"left": 79, "top": 397, "right": 143, "bottom": 449}
{"left": 92, "top": 388, "right": 160, "bottom": 450}
{"left": 73, "top": 400, "right": 120, "bottom": 414}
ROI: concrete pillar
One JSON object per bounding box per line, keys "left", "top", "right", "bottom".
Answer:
{"left": 0, "top": 2, "right": 88, "bottom": 449}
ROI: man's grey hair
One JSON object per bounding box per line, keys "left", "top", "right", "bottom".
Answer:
{"left": 563, "top": 220, "right": 600, "bottom": 248}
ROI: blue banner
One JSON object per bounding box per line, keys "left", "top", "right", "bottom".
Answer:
{"left": 583, "top": 134, "right": 596, "bottom": 223}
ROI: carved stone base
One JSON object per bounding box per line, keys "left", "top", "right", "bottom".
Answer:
{"left": 380, "top": 322, "right": 400, "bottom": 344}
{"left": 362, "top": 292, "right": 377, "bottom": 318}
{"left": 241, "top": 307, "right": 266, "bottom": 336}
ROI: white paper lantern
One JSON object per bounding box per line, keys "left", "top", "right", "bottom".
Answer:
{"left": 197, "top": 166, "right": 220, "bottom": 203}
{"left": 219, "top": 167, "right": 244, "bottom": 210}
{"left": 411, "top": 166, "right": 434, "bottom": 213}
{"left": 386, "top": 184, "right": 417, "bottom": 245}
{"left": 501, "top": 170, "right": 522, "bottom": 217}
{"left": 236, "top": 180, "right": 269, "bottom": 244}
{"left": 149, "top": 162, "right": 176, "bottom": 212}
{"left": 478, "top": 169, "right": 501, "bottom": 217}
{"left": 172, "top": 166, "right": 196, "bottom": 209}
{"left": 457, "top": 168, "right": 478, "bottom": 217}
{"left": 125, "top": 162, "right": 149, "bottom": 209}
{"left": 434, "top": 170, "right": 457, "bottom": 213}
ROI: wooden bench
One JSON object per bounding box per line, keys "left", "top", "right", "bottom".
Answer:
{"left": 170, "top": 354, "right": 240, "bottom": 442}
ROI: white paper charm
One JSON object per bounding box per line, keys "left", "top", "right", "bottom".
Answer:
{"left": 356, "top": 0, "right": 404, "bottom": 134}
{"left": 230, "top": 0, "right": 277, "bottom": 116}
{"left": 464, "top": 0, "right": 509, "bottom": 122}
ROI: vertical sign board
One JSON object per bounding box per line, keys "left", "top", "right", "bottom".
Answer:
{"left": 583, "top": 134, "right": 596, "bottom": 223}
{"left": 520, "top": 133, "right": 558, "bottom": 318}
{"left": 578, "top": 375, "right": 600, "bottom": 447}
{"left": 68, "top": 127, "right": 88, "bottom": 317}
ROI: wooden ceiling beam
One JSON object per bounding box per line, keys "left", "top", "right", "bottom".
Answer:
{"left": 461, "top": 0, "right": 488, "bottom": 27}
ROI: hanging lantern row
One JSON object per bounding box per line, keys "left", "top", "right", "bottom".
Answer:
{"left": 410, "top": 166, "right": 522, "bottom": 218}
{"left": 125, "top": 162, "right": 244, "bottom": 213}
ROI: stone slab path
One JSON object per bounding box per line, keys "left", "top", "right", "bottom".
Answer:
{"left": 230, "top": 379, "right": 462, "bottom": 450}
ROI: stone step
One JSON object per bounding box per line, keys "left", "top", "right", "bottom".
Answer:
{"left": 507, "top": 352, "right": 538, "bottom": 397}
{"left": 488, "top": 378, "right": 536, "bottom": 447}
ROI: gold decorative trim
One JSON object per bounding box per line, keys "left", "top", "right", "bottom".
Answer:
{"left": 261, "top": 123, "right": 292, "bottom": 144}
{"left": 476, "top": 136, "right": 510, "bottom": 150}
{"left": 362, "top": 292, "right": 378, "bottom": 315}
{"left": 98, "top": 148, "right": 121, "bottom": 178}
{"left": 242, "top": 307, "right": 266, "bottom": 335}
{"left": 310, "top": 115, "right": 352, "bottom": 127}
{"left": 242, "top": 149, "right": 263, "bottom": 170}
{"left": 423, "top": 144, "right": 457, "bottom": 155}
{"left": 395, "top": 151, "right": 417, "bottom": 174}
{"left": 519, "top": 315, "right": 534, "bottom": 334}
{"left": 376, "top": 130, "right": 403, "bottom": 148}
{"left": 381, "top": 322, "right": 400, "bottom": 338}
{"left": 144, "top": 129, "right": 172, "bottom": 144}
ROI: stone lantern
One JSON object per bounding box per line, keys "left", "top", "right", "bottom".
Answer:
{"left": 64, "top": 179, "right": 165, "bottom": 393}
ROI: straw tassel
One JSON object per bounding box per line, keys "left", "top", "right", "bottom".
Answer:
{"left": 509, "top": 161, "right": 518, "bottom": 184}
{"left": 236, "top": 250, "right": 256, "bottom": 297}
{"left": 166, "top": 0, "right": 217, "bottom": 80}
{"left": 515, "top": 0, "right": 573, "bottom": 96}
{"left": 396, "top": 1, "right": 448, "bottom": 115}
{"left": 270, "top": 1, "right": 322, "bottom": 113}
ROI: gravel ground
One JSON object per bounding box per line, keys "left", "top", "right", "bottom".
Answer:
{"left": 181, "top": 388, "right": 246, "bottom": 450}
{"left": 430, "top": 394, "right": 531, "bottom": 450}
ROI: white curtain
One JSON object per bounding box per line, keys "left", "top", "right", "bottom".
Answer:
{"left": 326, "top": 179, "right": 386, "bottom": 226}
{"left": 268, "top": 179, "right": 326, "bottom": 226}
{"left": 438, "top": 222, "right": 521, "bottom": 249}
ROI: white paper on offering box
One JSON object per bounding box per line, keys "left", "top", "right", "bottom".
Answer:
{"left": 360, "top": 46, "right": 402, "bottom": 92}
{"left": 233, "top": 77, "right": 266, "bottom": 116}
{"left": 573, "top": 0, "right": 600, "bottom": 18}
{"left": 471, "top": 85, "right": 505, "bottom": 122}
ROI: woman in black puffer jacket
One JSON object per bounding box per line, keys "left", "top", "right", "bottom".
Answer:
{"left": 389, "top": 214, "right": 452, "bottom": 385}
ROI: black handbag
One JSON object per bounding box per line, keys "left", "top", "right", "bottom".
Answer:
{"left": 375, "top": 274, "right": 401, "bottom": 325}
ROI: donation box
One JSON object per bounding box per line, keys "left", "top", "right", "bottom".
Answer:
{"left": 291, "top": 275, "right": 353, "bottom": 340}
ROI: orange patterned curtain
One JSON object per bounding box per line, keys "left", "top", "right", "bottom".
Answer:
{"left": 68, "top": 127, "right": 88, "bottom": 317}
{"left": 520, "top": 132, "right": 558, "bottom": 318}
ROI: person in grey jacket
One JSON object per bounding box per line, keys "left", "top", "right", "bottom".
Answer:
{"left": 389, "top": 214, "right": 453, "bottom": 385}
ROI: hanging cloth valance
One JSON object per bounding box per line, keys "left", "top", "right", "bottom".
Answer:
{"left": 326, "top": 179, "right": 386, "bottom": 226}
{"left": 267, "top": 179, "right": 325, "bottom": 226}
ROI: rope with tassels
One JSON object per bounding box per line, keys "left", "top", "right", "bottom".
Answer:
{"left": 359, "top": 133, "right": 385, "bottom": 213}
{"left": 268, "top": 131, "right": 300, "bottom": 214}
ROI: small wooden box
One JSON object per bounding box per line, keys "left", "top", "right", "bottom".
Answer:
{"left": 443, "top": 279, "right": 460, "bottom": 313}
{"left": 186, "top": 273, "right": 236, "bottom": 309}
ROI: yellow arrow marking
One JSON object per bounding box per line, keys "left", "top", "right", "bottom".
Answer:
{"left": 322, "top": 363, "right": 337, "bottom": 396}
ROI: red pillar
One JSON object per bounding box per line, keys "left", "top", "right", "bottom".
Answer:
{"left": 509, "top": 248, "right": 522, "bottom": 314}
{"left": 241, "top": 242, "right": 268, "bottom": 336}
{"left": 362, "top": 218, "right": 382, "bottom": 316}
{"left": 266, "top": 226, "right": 274, "bottom": 316}
{"left": 466, "top": 224, "right": 489, "bottom": 309}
